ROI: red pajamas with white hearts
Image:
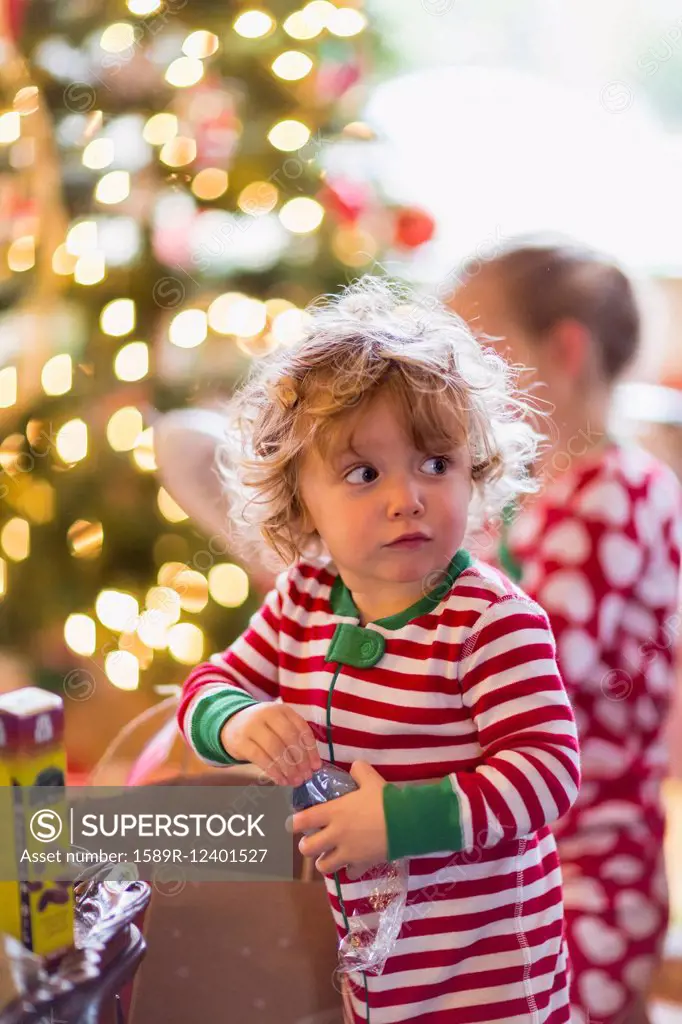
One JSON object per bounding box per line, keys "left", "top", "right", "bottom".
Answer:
{"left": 496, "top": 441, "right": 682, "bottom": 1023}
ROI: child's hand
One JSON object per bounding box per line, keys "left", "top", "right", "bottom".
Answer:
{"left": 220, "top": 704, "right": 322, "bottom": 786}
{"left": 288, "top": 761, "right": 388, "bottom": 876}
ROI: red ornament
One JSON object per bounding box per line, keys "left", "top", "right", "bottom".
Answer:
{"left": 393, "top": 207, "right": 436, "bottom": 249}
{"left": 318, "top": 178, "right": 373, "bottom": 224}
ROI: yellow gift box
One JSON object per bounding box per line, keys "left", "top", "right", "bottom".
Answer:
{"left": 0, "top": 687, "right": 74, "bottom": 961}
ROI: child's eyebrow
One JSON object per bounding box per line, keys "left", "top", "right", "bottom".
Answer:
{"left": 330, "top": 441, "right": 364, "bottom": 468}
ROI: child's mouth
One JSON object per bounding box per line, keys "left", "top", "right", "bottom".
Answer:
{"left": 385, "top": 534, "right": 431, "bottom": 549}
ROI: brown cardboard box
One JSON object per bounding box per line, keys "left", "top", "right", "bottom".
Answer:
{"left": 129, "top": 770, "right": 345, "bottom": 1024}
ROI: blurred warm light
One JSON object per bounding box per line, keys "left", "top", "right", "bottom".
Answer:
{"left": 107, "top": 406, "right": 144, "bottom": 452}
{"left": 182, "top": 30, "right": 219, "bottom": 58}
{"left": 41, "top": 354, "right": 72, "bottom": 396}
{"left": 0, "top": 367, "right": 17, "bottom": 409}
{"left": 0, "top": 558, "right": 6, "bottom": 599}
{"left": 100, "top": 22, "right": 136, "bottom": 52}
{"left": 158, "top": 562, "right": 187, "bottom": 587}
{"left": 327, "top": 7, "right": 366, "bottom": 35}
{"left": 1, "top": 518, "right": 29, "bottom": 561}
{"left": 105, "top": 650, "right": 140, "bottom": 690}
{"left": 283, "top": 10, "right": 323, "bottom": 39}
{"left": 236, "top": 333, "right": 278, "bottom": 358}
{"left": 168, "top": 622, "right": 204, "bottom": 664}
{"left": 157, "top": 487, "right": 188, "bottom": 523}
{"left": 208, "top": 563, "right": 249, "bottom": 607}
{"left": 304, "top": 1, "right": 336, "bottom": 27}
{"left": 332, "top": 225, "right": 377, "bottom": 266}
{"left": 264, "top": 297, "right": 294, "bottom": 318}
{"left": 272, "top": 308, "right": 311, "bottom": 346}
{"left": 100, "top": 297, "right": 135, "bottom": 336}
{"left": 64, "top": 613, "right": 97, "bottom": 656}
{"left": 55, "top": 419, "right": 88, "bottom": 464}
{"left": 74, "top": 251, "right": 106, "bottom": 285}
{"left": 169, "top": 308, "right": 207, "bottom": 348}
{"left": 17, "top": 479, "right": 55, "bottom": 524}
{"left": 268, "top": 119, "right": 310, "bottom": 151}
{"left": 143, "top": 112, "right": 178, "bottom": 145}
{"left": 0, "top": 112, "right": 21, "bottom": 144}
{"left": 132, "top": 426, "right": 156, "bottom": 472}
{"left": 342, "top": 121, "right": 376, "bottom": 141}
{"left": 233, "top": 10, "right": 274, "bottom": 38}
{"left": 231, "top": 297, "right": 267, "bottom": 337}
{"left": 0, "top": 434, "right": 24, "bottom": 474}
{"left": 207, "top": 291, "right": 244, "bottom": 333}
{"left": 279, "top": 196, "right": 323, "bottom": 233}
{"left": 192, "top": 167, "right": 228, "bottom": 200}
{"left": 7, "top": 235, "right": 35, "bottom": 272}
{"left": 165, "top": 56, "right": 204, "bottom": 88}
{"left": 67, "top": 519, "right": 104, "bottom": 559}
{"left": 95, "top": 170, "right": 130, "bottom": 205}
{"left": 237, "top": 181, "right": 278, "bottom": 216}
{"left": 96, "top": 589, "right": 139, "bottom": 632}
{"left": 66, "top": 220, "right": 97, "bottom": 256}
{"left": 13, "top": 86, "right": 39, "bottom": 115}
{"left": 214, "top": 295, "right": 266, "bottom": 337}
{"left": 154, "top": 534, "right": 190, "bottom": 565}
{"left": 145, "top": 585, "right": 182, "bottom": 625}
{"left": 127, "top": 0, "right": 162, "bottom": 14}
{"left": 118, "top": 629, "right": 153, "bottom": 669}
{"left": 136, "top": 609, "right": 170, "bottom": 649}
{"left": 114, "top": 340, "right": 148, "bottom": 381}
{"left": 271, "top": 51, "right": 313, "bottom": 80}
{"left": 166, "top": 567, "right": 209, "bottom": 613}
{"left": 160, "top": 136, "right": 197, "bottom": 167}
{"left": 52, "top": 244, "right": 78, "bottom": 276}
{"left": 83, "top": 110, "right": 104, "bottom": 140}
{"left": 82, "top": 138, "right": 114, "bottom": 169}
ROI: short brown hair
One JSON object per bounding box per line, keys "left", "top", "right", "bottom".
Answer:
{"left": 466, "top": 234, "right": 640, "bottom": 381}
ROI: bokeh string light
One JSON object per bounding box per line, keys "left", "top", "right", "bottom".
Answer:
{"left": 0, "top": 0, "right": 433, "bottom": 698}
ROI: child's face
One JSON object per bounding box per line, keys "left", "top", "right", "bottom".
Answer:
{"left": 297, "top": 391, "right": 473, "bottom": 593}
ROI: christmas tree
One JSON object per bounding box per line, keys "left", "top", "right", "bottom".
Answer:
{"left": 0, "top": 0, "right": 435, "bottom": 716}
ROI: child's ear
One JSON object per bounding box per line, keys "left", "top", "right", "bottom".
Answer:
{"left": 547, "top": 318, "right": 591, "bottom": 381}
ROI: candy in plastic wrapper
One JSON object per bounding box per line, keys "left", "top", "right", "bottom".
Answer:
{"left": 291, "top": 762, "right": 408, "bottom": 975}
{"left": 337, "top": 857, "right": 409, "bottom": 976}
{"left": 291, "top": 761, "right": 358, "bottom": 826}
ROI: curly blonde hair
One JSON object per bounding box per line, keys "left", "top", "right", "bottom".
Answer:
{"left": 216, "top": 275, "right": 545, "bottom": 572}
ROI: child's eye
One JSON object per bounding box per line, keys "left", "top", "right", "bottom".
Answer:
{"left": 422, "top": 456, "right": 451, "bottom": 476}
{"left": 345, "top": 465, "right": 378, "bottom": 485}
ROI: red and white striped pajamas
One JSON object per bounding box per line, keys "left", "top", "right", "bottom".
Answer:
{"left": 178, "top": 550, "right": 580, "bottom": 1022}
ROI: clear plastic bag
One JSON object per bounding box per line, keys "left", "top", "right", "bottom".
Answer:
{"left": 291, "top": 761, "right": 408, "bottom": 976}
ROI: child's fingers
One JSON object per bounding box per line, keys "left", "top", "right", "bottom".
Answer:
{"left": 299, "top": 823, "right": 334, "bottom": 858}
{"left": 243, "top": 735, "right": 291, "bottom": 786}
{"left": 290, "top": 804, "right": 329, "bottom": 835}
{"left": 267, "top": 713, "right": 315, "bottom": 783}
{"left": 315, "top": 848, "right": 344, "bottom": 875}
{"left": 281, "top": 706, "right": 322, "bottom": 776}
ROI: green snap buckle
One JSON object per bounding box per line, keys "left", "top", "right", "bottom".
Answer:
{"left": 325, "top": 623, "right": 385, "bottom": 668}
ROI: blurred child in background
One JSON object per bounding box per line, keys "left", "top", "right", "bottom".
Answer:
{"left": 451, "top": 237, "right": 682, "bottom": 1024}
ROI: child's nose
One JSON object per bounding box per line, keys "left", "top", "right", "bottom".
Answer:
{"left": 388, "top": 479, "right": 425, "bottom": 518}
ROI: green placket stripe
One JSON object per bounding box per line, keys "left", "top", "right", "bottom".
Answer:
{"left": 325, "top": 661, "right": 370, "bottom": 1022}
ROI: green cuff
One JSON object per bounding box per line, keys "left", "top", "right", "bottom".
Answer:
{"left": 189, "top": 691, "right": 260, "bottom": 766}
{"left": 383, "top": 776, "right": 463, "bottom": 859}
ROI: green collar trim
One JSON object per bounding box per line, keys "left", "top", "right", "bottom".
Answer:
{"left": 329, "top": 548, "right": 472, "bottom": 631}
